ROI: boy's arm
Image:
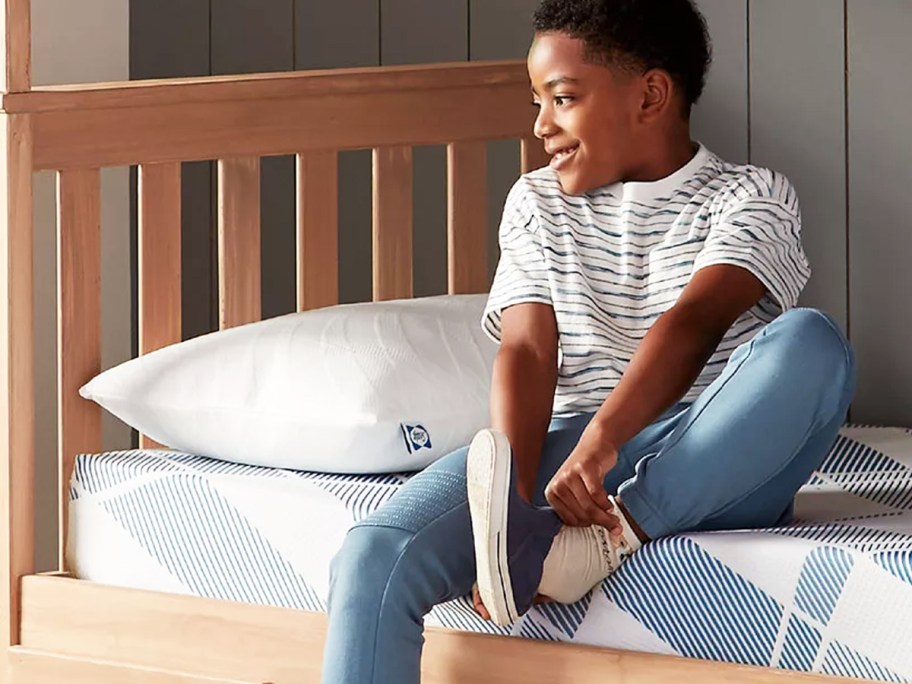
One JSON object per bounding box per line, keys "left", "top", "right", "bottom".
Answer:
{"left": 589, "top": 264, "right": 766, "bottom": 450}
{"left": 544, "top": 264, "right": 767, "bottom": 526}
{"left": 489, "top": 302, "right": 559, "bottom": 503}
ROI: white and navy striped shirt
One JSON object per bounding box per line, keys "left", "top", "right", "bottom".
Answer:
{"left": 482, "top": 144, "right": 811, "bottom": 417}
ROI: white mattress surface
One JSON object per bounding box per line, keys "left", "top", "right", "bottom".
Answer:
{"left": 68, "top": 426, "right": 912, "bottom": 682}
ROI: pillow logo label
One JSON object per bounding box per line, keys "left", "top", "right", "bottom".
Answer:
{"left": 401, "top": 424, "right": 432, "bottom": 454}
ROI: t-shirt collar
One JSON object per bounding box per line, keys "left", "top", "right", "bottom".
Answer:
{"left": 618, "top": 142, "right": 710, "bottom": 202}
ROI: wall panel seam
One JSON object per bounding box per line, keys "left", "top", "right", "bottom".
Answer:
{"left": 745, "top": 0, "right": 752, "bottom": 163}
{"left": 843, "top": 0, "right": 851, "bottom": 344}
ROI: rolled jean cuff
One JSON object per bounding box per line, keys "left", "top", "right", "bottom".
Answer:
{"left": 617, "top": 480, "right": 671, "bottom": 541}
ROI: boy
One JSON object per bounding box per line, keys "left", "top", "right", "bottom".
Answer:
{"left": 322, "top": 1, "right": 855, "bottom": 681}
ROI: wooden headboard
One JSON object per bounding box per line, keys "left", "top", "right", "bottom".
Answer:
{"left": 0, "top": 0, "right": 549, "bottom": 646}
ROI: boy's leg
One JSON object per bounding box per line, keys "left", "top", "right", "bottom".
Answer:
{"left": 617, "top": 308, "right": 856, "bottom": 538}
{"left": 321, "top": 415, "right": 591, "bottom": 684}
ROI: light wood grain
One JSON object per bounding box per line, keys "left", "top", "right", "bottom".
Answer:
{"left": 2, "top": 60, "right": 527, "bottom": 113}
{"left": 18, "top": 575, "right": 855, "bottom": 684}
{"left": 0, "top": 0, "right": 30, "bottom": 92}
{"left": 20, "top": 79, "right": 534, "bottom": 171}
{"left": 521, "top": 135, "right": 550, "bottom": 173}
{"left": 296, "top": 151, "right": 338, "bottom": 311}
{"left": 138, "top": 163, "right": 181, "bottom": 354}
{"left": 372, "top": 146, "right": 413, "bottom": 301}
{"left": 218, "top": 158, "right": 261, "bottom": 329}
{"left": 446, "top": 141, "right": 488, "bottom": 294}
{"left": 0, "top": 113, "right": 34, "bottom": 649}
{"left": 8, "top": 647, "right": 272, "bottom": 684}
{"left": 138, "top": 162, "right": 181, "bottom": 449}
{"left": 56, "top": 168, "right": 102, "bottom": 571}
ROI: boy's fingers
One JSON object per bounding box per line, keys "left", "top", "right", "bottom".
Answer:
{"left": 472, "top": 583, "right": 491, "bottom": 620}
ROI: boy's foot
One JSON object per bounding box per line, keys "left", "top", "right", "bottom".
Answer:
{"left": 467, "top": 429, "right": 644, "bottom": 624}
{"left": 466, "top": 429, "right": 562, "bottom": 625}
{"left": 536, "top": 497, "right": 642, "bottom": 604}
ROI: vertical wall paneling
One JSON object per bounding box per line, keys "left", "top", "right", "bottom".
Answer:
{"left": 295, "top": 0, "right": 380, "bottom": 305}
{"left": 127, "top": 2, "right": 912, "bottom": 428}
{"left": 847, "top": 2, "right": 912, "bottom": 427}
{"left": 470, "top": 0, "right": 540, "bottom": 284}
{"left": 130, "top": 0, "right": 211, "bottom": 341}
{"left": 749, "top": 0, "right": 847, "bottom": 332}
{"left": 692, "top": 0, "right": 749, "bottom": 164}
{"left": 381, "top": 0, "right": 469, "bottom": 298}
{"left": 211, "top": 0, "right": 296, "bottom": 321}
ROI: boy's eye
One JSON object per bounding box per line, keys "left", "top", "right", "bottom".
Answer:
{"left": 554, "top": 96, "right": 573, "bottom": 106}
{"left": 531, "top": 101, "right": 542, "bottom": 109}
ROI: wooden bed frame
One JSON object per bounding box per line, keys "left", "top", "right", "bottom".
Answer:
{"left": 0, "top": 3, "right": 860, "bottom": 683}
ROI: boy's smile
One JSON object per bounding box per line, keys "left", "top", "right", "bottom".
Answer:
{"left": 527, "top": 32, "right": 696, "bottom": 196}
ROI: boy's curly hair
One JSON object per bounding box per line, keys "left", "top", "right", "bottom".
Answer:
{"left": 533, "top": 0, "right": 712, "bottom": 111}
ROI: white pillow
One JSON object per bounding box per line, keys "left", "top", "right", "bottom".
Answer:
{"left": 80, "top": 294, "right": 498, "bottom": 473}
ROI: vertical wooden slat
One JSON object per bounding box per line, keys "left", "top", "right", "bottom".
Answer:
{"left": 138, "top": 162, "right": 181, "bottom": 449}
{"left": 0, "top": 0, "right": 31, "bottom": 92}
{"left": 521, "top": 136, "right": 550, "bottom": 174}
{"left": 0, "top": 113, "right": 34, "bottom": 647}
{"left": 139, "top": 163, "right": 181, "bottom": 354}
{"left": 57, "top": 168, "right": 102, "bottom": 570}
{"left": 218, "top": 157, "right": 261, "bottom": 329}
{"left": 447, "top": 141, "right": 488, "bottom": 294}
{"left": 372, "top": 146, "right": 413, "bottom": 301}
{"left": 296, "top": 151, "right": 338, "bottom": 311}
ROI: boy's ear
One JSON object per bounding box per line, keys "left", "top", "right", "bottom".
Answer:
{"left": 639, "top": 68, "right": 675, "bottom": 122}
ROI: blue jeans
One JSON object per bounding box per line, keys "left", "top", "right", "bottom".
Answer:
{"left": 321, "top": 308, "right": 856, "bottom": 684}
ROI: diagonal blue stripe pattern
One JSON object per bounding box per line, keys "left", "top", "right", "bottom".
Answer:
{"left": 603, "top": 537, "right": 782, "bottom": 665}
{"left": 822, "top": 641, "right": 908, "bottom": 683}
{"left": 68, "top": 430, "right": 912, "bottom": 683}
{"left": 814, "top": 435, "right": 912, "bottom": 510}
{"left": 103, "top": 474, "right": 324, "bottom": 612}
{"left": 793, "top": 547, "right": 854, "bottom": 625}
{"left": 779, "top": 615, "right": 822, "bottom": 672}
{"left": 533, "top": 593, "right": 593, "bottom": 640}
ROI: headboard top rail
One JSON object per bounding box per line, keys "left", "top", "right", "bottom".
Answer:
{"left": 1, "top": 59, "right": 528, "bottom": 115}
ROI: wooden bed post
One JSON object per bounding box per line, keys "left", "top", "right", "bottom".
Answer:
{"left": 0, "top": 0, "right": 33, "bottom": 656}
{"left": 0, "top": 0, "right": 30, "bottom": 94}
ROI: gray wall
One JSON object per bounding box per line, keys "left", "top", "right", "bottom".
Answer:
{"left": 130, "top": 1, "right": 912, "bottom": 428}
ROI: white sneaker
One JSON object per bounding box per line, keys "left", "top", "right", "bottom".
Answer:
{"left": 536, "top": 497, "right": 643, "bottom": 604}
{"left": 466, "top": 429, "right": 563, "bottom": 625}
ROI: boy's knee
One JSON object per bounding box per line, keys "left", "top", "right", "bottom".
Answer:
{"left": 776, "top": 308, "right": 856, "bottom": 402}
{"left": 328, "top": 525, "right": 413, "bottom": 603}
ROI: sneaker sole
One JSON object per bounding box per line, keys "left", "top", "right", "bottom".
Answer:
{"left": 466, "top": 429, "right": 518, "bottom": 626}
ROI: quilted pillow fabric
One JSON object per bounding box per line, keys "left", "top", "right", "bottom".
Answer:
{"left": 80, "top": 295, "right": 497, "bottom": 473}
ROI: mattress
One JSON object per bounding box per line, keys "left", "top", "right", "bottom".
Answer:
{"left": 68, "top": 426, "right": 912, "bottom": 682}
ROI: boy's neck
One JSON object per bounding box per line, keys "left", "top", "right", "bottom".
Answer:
{"left": 625, "top": 125, "right": 697, "bottom": 184}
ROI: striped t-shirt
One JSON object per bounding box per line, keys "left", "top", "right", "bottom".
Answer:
{"left": 482, "top": 143, "right": 811, "bottom": 418}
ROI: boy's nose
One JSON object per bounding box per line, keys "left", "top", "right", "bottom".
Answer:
{"left": 533, "top": 107, "right": 558, "bottom": 140}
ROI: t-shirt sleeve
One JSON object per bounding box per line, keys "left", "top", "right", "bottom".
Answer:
{"left": 692, "top": 169, "right": 811, "bottom": 313}
{"left": 482, "top": 178, "right": 553, "bottom": 343}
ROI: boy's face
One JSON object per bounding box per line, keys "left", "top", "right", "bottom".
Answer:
{"left": 528, "top": 32, "right": 645, "bottom": 195}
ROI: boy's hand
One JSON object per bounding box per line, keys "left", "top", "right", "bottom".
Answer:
{"left": 544, "top": 428, "right": 622, "bottom": 534}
